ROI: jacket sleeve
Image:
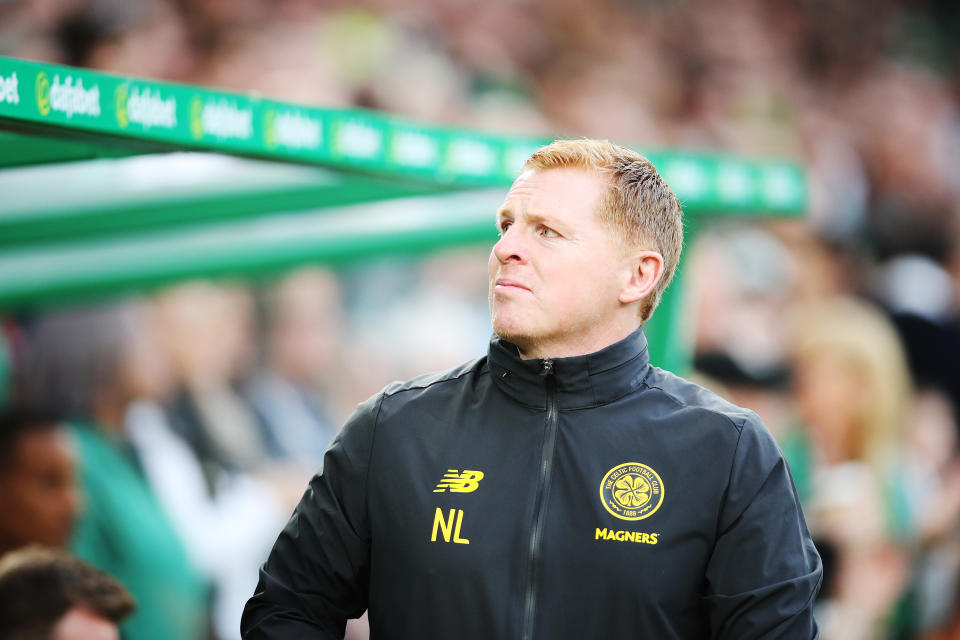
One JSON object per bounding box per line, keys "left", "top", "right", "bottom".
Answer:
{"left": 240, "top": 393, "right": 380, "bottom": 639}
{"left": 704, "top": 414, "right": 823, "bottom": 639}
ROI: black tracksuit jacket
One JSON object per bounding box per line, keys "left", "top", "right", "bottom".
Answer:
{"left": 242, "top": 328, "right": 822, "bottom": 639}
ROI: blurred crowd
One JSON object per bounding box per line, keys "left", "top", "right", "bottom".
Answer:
{"left": 3, "top": 0, "right": 960, "bottom": 638}
{"left": 0, "top": 258, "right": 490, "bottom": 640}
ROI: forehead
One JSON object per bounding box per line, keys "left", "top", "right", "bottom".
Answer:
{"left": 2, "top": 428, "right": 72, "bottom": 474}
{"left": 498, "top": 167, "right": 607, "bottom": 221}
{"left": 53, "top": 607, "right": 120, "bottom": 640}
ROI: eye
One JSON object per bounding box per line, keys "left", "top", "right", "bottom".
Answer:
{"left": 497, "top": 220, "right": 513, "bottom": 236}
{"left": 539, "top": 226, "right": 560, "bottom": 238}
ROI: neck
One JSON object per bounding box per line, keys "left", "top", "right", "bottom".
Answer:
{"left": 812, "top": 418, "right": 860, "bottom": 466}
{"left": 515, "top": 322, "right": 641, "bottom": 360}
{"left": 92, "top": 402, "right": 127, "bottom": 435}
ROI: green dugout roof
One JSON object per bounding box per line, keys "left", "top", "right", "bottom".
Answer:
{"left": 0, "top": 55, "right": 807, "bottom": 372}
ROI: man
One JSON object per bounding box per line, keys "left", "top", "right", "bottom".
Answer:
{"left": 0, "top": 409, "right": 77, "bottom": 559}
{"left": 0, "top": 546, "right": 135, "bottom": 640}
{"left": 242, "top": 139, "right": 822, "bottom": 639}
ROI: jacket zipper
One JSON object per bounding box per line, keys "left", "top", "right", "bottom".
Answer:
{"left": 521, "top": 359, "right": 559, "bottom": 640}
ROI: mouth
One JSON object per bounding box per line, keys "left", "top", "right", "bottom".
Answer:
{"left": 494, "top": 278, "right": 531, "bottom": 293}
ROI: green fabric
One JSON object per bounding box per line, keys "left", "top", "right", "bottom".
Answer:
{"left": 778, "top": 423, "right": 915, "bottom": 539}
{"left": 778, "top": 426, "right": 812, "bottom": 505}
{"left": 69, "top": 423, "right": 208, "bottom": 640}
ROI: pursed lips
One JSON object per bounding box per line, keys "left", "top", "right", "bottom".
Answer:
{"left": 494, "top": 278, "right": 531, "bottom": 292}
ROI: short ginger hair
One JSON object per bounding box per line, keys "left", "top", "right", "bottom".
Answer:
{"left": 523, "top": 139, "right": 684, "bottom": 322}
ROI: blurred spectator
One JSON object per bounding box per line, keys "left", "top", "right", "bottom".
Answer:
{"left": 788, "top": 297, "right": 916, "bottom": 640}
{"left": 85, "top": 0, "right": 196, "bottom": 81}
{"left": 688, "top": 226, "right": 796, "bottom": 437}
{"left": 248, "top": 268, "right": 343, "bottom": 470}
{"left": 344, "top": 249, "right": 491, "bottom": 391}
{"left": 0, "top": 409, "right": 76, "bottom": 559}
{"left": 120, "top": 298, "right": 299, "bottom": 640}
{"left": 156, "top": 282, "right": 268, "bottom": 481}
{"left": 21, "top": 297, "right": 300, "bottom": 640}
{"left": 879, "top": 252, "right": 960, "bottom": 446}
{"left": 22, "top": 304, "right": 208, "bottom": 640}
{"left": 128, "top": 394, "right": 295, "bottom": 640}
{"left": 906, "top": 387, "right": 960, "bottom": 636}
{"left": 0, "top": 546, "right": 135, "bottom": 640}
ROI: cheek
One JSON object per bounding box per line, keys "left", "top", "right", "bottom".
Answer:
{"left": 556, "top": 259, "right": 617, "bottom": 304}
{"left": 0, "top": 485, "right": 43, "bottom": 538}
{"left": 796, "top": 363, "right": 862, "bottom": 423}
{"left": 796, "top": 367, "right": 829, "bottom": 408}
{"left": 26, "top": 483, "right": 76, "bottom": 544}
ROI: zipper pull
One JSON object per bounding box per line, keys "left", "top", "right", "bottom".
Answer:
{"left": 539, "top": 359, "right": 554, "bottom": 377}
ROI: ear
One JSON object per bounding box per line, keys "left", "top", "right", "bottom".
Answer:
{"left": 619, "top": 251, "right": 665, "bottom": 305}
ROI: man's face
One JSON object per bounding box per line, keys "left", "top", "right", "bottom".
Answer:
{"left": 0, "top": 428, "right": 77, "bottom": 550}
{"left": 488, "top": 167, "right": 634, "bottom": 358}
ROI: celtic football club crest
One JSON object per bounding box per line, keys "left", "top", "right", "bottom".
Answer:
{"left": 599, "top": 462, "right": 664, "bottom": 521}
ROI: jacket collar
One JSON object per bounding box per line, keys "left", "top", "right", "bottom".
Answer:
{"left": 488, "top": 326, "right": 651, "bottom": 410}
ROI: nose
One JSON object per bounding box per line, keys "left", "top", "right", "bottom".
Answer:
{"left": 493, "top": 225, "right": 526, "bottom": 265}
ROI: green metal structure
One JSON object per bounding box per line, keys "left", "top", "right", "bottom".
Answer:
{"left": 0, "top": 56, "right": 806, "bottom": 372}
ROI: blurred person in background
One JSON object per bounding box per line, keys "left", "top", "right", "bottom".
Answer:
{"left": 22, "top": 303, "right": 208, "bottom": 640}
{"left": 0, "top": 546, "right": 135, "bottom": 640}
{"left": 905, "top": 387, "right": 960, "bottom": 639}
{"left": 879, "top": 249, "right": 960, "bottom": 446}
{"left": 0, "top": 409, "right": 77, "bottom": 559}
{"left": 787, "top": 297, "right": 917, "bottom": 640}
{"left": 117, "top": 297, "right": 301, "bottom": 640}
{"left": 247, "top": 268, "right": 344, "bottom": 470}
{"left": 156, "top": 282, "right": 270, "bottom": 481}
{"left": 688, "top": 225, "right": 797, "bottom": 439}
{"left": 20, "top": 296, "right": 304, "bottom": 640}
{"left": 873, "top": 247, "right": 960, "bottom": 637}
{"left": 346, "top": 249, "right": 492, "bottom": 392}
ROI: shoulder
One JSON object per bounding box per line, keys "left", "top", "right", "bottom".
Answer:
{"left": 641, "top": 366, "right": 760, "bottom": 434}
{"left": 337, "top": 357, "right": 489, "bottom": 437}
{"left": 380, "top": 356, "right": 488, "bottom": 403}
{"left": 642, "top": 370, "right": 791, "bottom": 493}
{"left": 69, "top": 422, "right": 112, "bottom": 461}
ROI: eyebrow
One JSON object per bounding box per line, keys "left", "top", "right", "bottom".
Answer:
{"left": 495, "top": 206, "right": 552, "bottom": 226}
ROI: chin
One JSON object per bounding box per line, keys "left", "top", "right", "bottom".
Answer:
{"left": 492, "top": 320, "right": 536, "bottom": 350}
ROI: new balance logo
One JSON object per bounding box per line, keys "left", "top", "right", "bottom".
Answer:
{"left": 433, "top": 469, "right": 484, "bottom": 493}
